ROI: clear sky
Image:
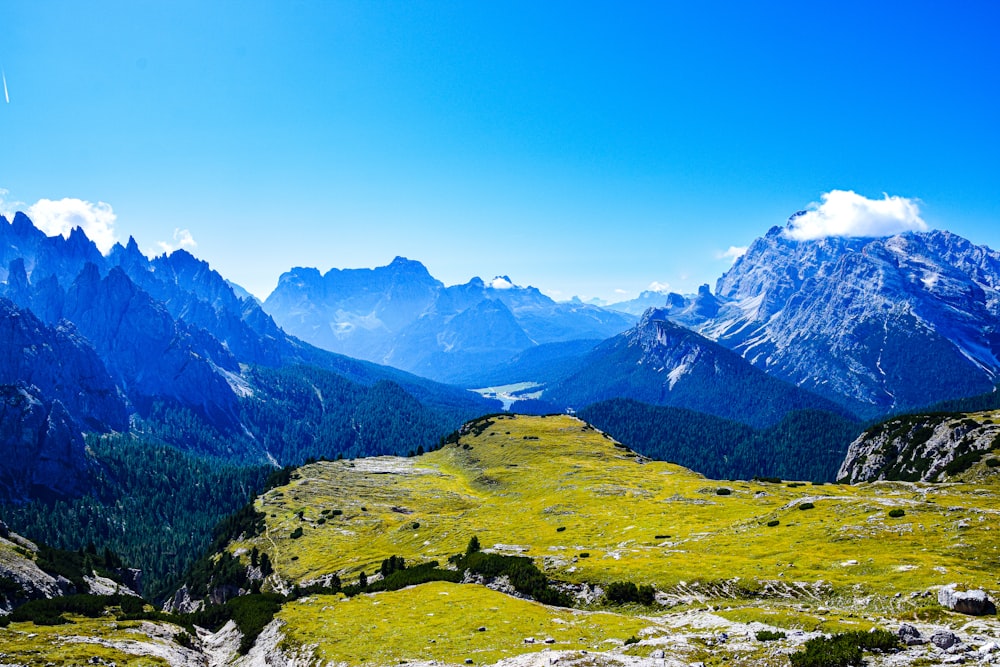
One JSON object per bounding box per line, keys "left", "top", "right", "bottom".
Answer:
{"left": 1, "top": 1, "right": 998, "bottom": 302}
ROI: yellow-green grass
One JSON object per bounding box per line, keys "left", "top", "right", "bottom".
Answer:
{"left": 0, "top": 616, "right": 175, "bottom": 666}
{"left": 278, "top": 581, "right": 652, "bottom": 666}
{"left": 713, "top": 606, "right": 877, "bottom": 633}
{"left": 237, "top": 415, "right": 1000, "bottom": 604}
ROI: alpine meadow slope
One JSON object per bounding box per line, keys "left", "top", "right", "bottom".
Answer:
{"left": 10, "top": 414, "right": 989, "bottom": 666}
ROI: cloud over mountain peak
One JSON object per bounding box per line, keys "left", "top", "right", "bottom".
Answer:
{"left": 784, "top": 190, "right": 927, "bottom": 241}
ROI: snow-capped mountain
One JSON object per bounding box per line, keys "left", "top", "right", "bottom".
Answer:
{"left": 263, "top": 259, "right": 636, "bottom": 383}
{"left": 663, "top": 224, "right": 1000, "bottom": 417}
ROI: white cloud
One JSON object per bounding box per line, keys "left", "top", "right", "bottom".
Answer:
{"left": 647, "top": 281, "right": 670, "bottom": 294}
{"left": 26, "top": 197, "right": 119, "bottom": 253}
{"left": 614, "top": 288, "right": 628, "bottom": 295}
{"left": 491, "top": 276, "right": 514, "bottom": 290}
{"left": 0, "top": 188, "right": 23, "bottom": 218}
{"left": 718, "top": 246, "right": 748, "bottom": 262}
{"left": 784, "top": 190, "right": 927, "bottom": 241}
{"left": 157, "top": 228, "right": 198, "bottom": 254}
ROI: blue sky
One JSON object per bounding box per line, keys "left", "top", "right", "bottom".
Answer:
{"left": 1, "top": 1, "right": 998, "bottom": 302}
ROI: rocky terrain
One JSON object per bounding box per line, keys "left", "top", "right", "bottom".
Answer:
{"left": 839, "top": 409, "right": 1000, "bottom": 483}
{"left": 658, "top": 226, "right": 1000, "bottom": 417}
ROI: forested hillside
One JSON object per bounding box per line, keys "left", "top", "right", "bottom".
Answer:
{"left": 579, "top": 398, "right": 860, "bottom": 482}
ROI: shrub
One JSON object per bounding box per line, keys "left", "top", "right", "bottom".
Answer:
{"left": 9, "top": 594, "right": 142, "bottom": 626}
{"left": 466, "top": 535, "right": 481, "bottom": 556}
{"left": 380, "top": 555, "right": 406, "bottom": 578}
{"left": 888, "top": 508, "right": 905, "bottom": 518}
{"left": 766, "top": 519, "right": 780, "bottom": 527}
{"left": 789, "top": 630, "right": 898, "bottom": 667}
{"left": 624, "top": 635, "right": 639, "bottom": 646}
{"left": 556, "top": 526, "right": 566, "bottom": 532}
{"left": 790, "top": 635, "right": 862, "bottom": 667}
{"left": 944, "top": 450, "right": 986, "bottom": 476}
{"left": 456, "top": 550, "right": 571, "bottom": 607}
{"left": 579, "top": 553, "right": 590, "bottom": 558}
{"left": 985, "top": 458, "right": 1000, "bottom": 468}
{"left": 290, "top": 527, "right": 304, "bottom": 539}
{"left": 362, "top": 561, "right": 461, "bottom": 594}
{"left": 604, "top": 581, "right": 655, "bottom": 606}
{"left": 799, "top": 502, "right": 815, "bottom": 511}
{"left": 716, "top": 488, "right": 732, "bottom": 496}
{"left": 756, "top": 629, "right": 786, "bottom": 641}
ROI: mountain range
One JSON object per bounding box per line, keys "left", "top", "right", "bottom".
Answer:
{"left": 656, "top": 224, "right": 1000, "bottom": 417}
{"left": 0, "top": 212, "right": 498, "bottom": 499}
{"left": 263, "top": 260, "right": 636, "bottom": 383}
{"left": 262, "top": 221, "right": 1000, "bottom": 428}
{"left": 5, "top": 209, "right": 1000, "bottom": 494}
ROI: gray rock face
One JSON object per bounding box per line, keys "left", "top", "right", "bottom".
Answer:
{"left": 0, "top": 385, "right": 92, "bottom": 501}
{"left": 63, "top": 263, "right": 243, "bottom": 432}
{"left": 0, "top": 298, "right": 128, "bottom": 432}
{"left": 662, "top": 226, "right": 1000, "bottom": 418}
{"left": 163, "top": 584, "right": 205, "bottom": 614}
{"left": 838, "top": 413, "right": 1000, "bottom": 483}
{"left": 938, "top": 584, "right": 997, "bottom": 616}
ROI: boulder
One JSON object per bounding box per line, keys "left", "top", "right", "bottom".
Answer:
{"left": 898, "top": 623, "right": 926, "bottom": 646}
{"left": 931, "top": 629, "right": 960, "bottom": 650}
{"left": 938, "top": 584, "right": 997, "bottom": 616}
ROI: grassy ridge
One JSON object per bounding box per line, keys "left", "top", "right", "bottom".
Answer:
{"left": 240, "top": 414, "right": 1000, "bottom": 599}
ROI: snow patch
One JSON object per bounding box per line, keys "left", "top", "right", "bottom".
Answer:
{"left": 667, "top": 363, "right": 690, "bottom": 390}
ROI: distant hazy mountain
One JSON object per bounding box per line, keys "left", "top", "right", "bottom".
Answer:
{"left": 605, "top": 289, "right": 675, "bottom": 316}
{"left": 658, "top": 224, "right": 1000, "bottom": 417}
{"left": 263, "top": 259, "right": 636, "bottom": 383}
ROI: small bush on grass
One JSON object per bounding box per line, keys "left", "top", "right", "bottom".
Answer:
{"left": 789, "top": 630, "right": 898, "bottom": 667}
{"left": 604, "top": 581, "right": 655, "bottom": 606}
{"left": 453, "top": 550, "right": 572, "bottom": 607}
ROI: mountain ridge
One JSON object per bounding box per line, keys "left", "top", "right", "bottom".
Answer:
{"left": 263, "top": 256, "right": 636, "bottom": 383}
{"left": 654, "top": 226, "right": 1000, "bottom": 417}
